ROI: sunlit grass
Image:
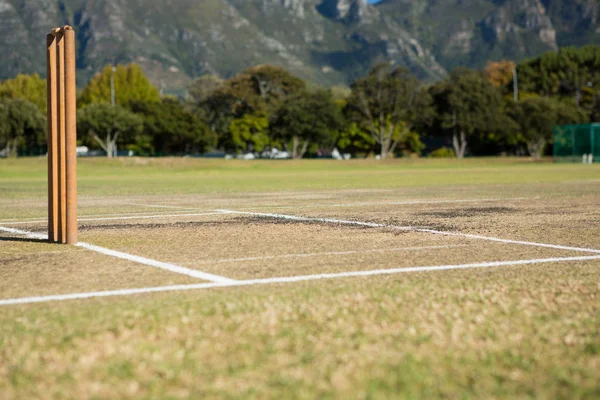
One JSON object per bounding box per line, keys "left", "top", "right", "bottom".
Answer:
{"left": 0, "top": 157, "right": 599, "bottom": 398}
{"left": 1, "top": 157, "right": 599, "bottom": 198}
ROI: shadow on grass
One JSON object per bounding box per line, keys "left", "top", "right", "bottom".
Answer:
{"left": 0, "top": 237, "right": 49, "bottom": 244}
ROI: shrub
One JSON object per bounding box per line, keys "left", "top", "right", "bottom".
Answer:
{"left": 428, "top": 147, "right": 455, "bottom": 158}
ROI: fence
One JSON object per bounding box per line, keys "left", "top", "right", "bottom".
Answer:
{"left": 553, "top": 124, "right": 600, "bottom": 163}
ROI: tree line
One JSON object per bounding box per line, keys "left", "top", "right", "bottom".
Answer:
{"left": 1, "top": 45, "right": 599, "bottom": 159}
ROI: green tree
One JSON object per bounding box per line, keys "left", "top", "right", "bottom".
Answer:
{"left": 270, "top": 90, "right": 343, "bottom": 159}
{"left": 515, "top": 46, "right": 600, "bottom": 110}
{"left": 194, "top": 65, "right": 306, "bottom": 151}
{"left": 193, "top": 90, "right": 237, "bottom": 149}
{"left": 508, "top": 97, "right": 587, "bottom": 158}
{"left": 0, "top": 99, "right": 45, "bottom": 157}
{"left": 229, "top": 113, "right": 270, "bottom": 153}
{"left": 347, "top": 64, "right": 432, "bottom": 159}
{"left": 77, "top": 104, "right": 143, "bottom": 158}
{"left": 214, "top": 65, "right": 305, "bottom": 117}
{"left": 129, "top": 98, "right": 216, "bottom": 155}
{"left": 0, "top": 74, "right": 47, "bottom": 113}
{"left": 233, "top": 65, "right": 306, "bottom": 113}
{"left": 79, "top": 64, "right": 160, "bottom": 107}
{"left": 431, "top": 68, "right": 513, "bottom": 158}
{"left": 188, "top": 75, "right": 224, "bottom": 104}
{"left": 335, "top": 122, "right": 374, "bottom": 157}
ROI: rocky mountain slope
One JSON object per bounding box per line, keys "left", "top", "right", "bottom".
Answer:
{"left": 0, "top": 0, "right": 598, "bottom": 92}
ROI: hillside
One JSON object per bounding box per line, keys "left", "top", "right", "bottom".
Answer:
{"left": 0, "top": 0, "right": 598, "bottom": 92}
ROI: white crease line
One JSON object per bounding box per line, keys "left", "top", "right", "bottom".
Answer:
{"left": 0, "top": 209, "right": 213, "bottom": 222}
{"left": 0, "top": 226, "right": 237, "bottom": 284}
{"left": 0, "top": 196, "right": 536, "bottom": 224}
{"left": 0, "top": 212, "right": 228, "bottom": 225}
{"left": 124, "top": 203, "right": 198, "bottom": 210}
{"left": 218, "top": 210, "right": 416, "bottom": 229}
{"left": 191, "top": 245, "right": 467, "bottom": 264}
{"left": 237, "top": 196, "right": 537, "bottom": 210}
{"left": 0, "top": 226, "right": 47, "bottom": 240}
{"left": 2, "top": 254, "right": 600, "bottom": 306}
{"left": 219, "top": 210, "right": 600, "bottom": 255}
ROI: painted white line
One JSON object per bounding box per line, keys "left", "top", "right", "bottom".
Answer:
{"left": 0, "top": 209, "right": 212, "bottom": 223}
{"left": 124, "top": 203, "right": 197, "bottom": 210}
{"left": 2, "top": 254, "right": 599, "bottom": 306}
{"left": 75, "top": 242, "right": 237, "bottom": 283}
{"left": 218, "top": 210, "right": 416, "bottom": 229}
{"left": 78, "top": 212, "right": 227, "bottom": 223}
{"left": 239, "top": 196, "right": 537, "bottom": 210}
{"left": 0, "top": 226, "right": 237, "bottom": 284}
{"left": 1, "top": 212, "right": 228, "bottom": 226}
{"left": 219, "top": 210, "right": 600, "bottom": 255}
{"left": 412, "top": 229, "right": 600, "bottom": 254}
{"left": 192, "top": 245, "right": 466, "bottom": 264}
{"left": 0, "top": 196, "right": 535, "bottom": 224}
{"left": 0, "top": 226, "right": 47, "bottom": 240}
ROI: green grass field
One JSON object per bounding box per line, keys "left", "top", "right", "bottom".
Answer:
{"left": 1, "top": 157, "right": 599, "bottom": 399}
{"left": 2, "top": 157, "right": 600, "bottom": 197}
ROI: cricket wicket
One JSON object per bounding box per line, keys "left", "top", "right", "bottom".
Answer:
{"left": 47, "top": 26, "right": 77, "bottom": 244}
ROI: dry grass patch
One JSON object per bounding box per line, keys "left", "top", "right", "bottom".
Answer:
{"left": 0, "top": 239, "right": 201, "bottom": 298}
{"left": 0, "top": 262, "right": 598, "bottom": 399}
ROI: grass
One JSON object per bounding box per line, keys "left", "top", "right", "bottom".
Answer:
{"left": 1, "top": 157, "right": 599, "bottom": 197}
{"left": 0, "top": 157, "right": 599, "bottom": 399}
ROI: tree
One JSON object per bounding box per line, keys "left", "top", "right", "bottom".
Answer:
{"left": 515, "top": 46, "right": 600, "bottom": 102}
{"left": 77, "top": 104, "right": 143, "bottom": 158}
{"left": 485, "top": 60, "right": 515, "bottom": 88}
{"left": 217, "top": 64, "right": 306, "bottom": 117}
{"left": 229, "top": 113, "right": 270, "bottom": 153}
{"left": 188, "top": 75, "right": 224, "bottom": 103}
{"left": 129, "top": 98, "right": 216, "bottom": 155}
{"left": 79, "top": 64, "right": 160, "bottom": 107}
{"left": 509, "top": 97, "right": 587, "bottom": 158}
{"left": 192, "top": 65, "right": 306, "bottom": 151}
{"left": 0, "top": 74, "right": 47, "bottom": 112}
{"left": 270, "top": 90, "right": 343, "bottom": 159}
{"left": 347, "top": 64, "right": 432, "bottom": 159}
{"left": 335, "top": 122, "right": 374, "bottom": 157}
{"left": 431, "top": 68, "right": 513, "bottom": 158}
{"left": 0, "top": 99, "right": 45, "bottom": 157}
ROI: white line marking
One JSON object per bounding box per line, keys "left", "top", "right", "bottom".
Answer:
{"left": 124, "top": 203, "right": 197, "bottom": 210}
{"left": 0, "top": 196, "right": 531, "bottom": 224}
{"left": 0, "top": 209, "right": 211, "bottom": 223}
{"left": 75, "top": 242, "right": 237, "bottom": 283}
{"left": 0, "top": 226, "right": 237, "bottom": 283}
{"left": 0, "top": 226, "right": 47, "bottom": 240}
{"left": 0, "top": 196, "right": 535, "bottom": 224}
{"left": 192, "top": 245, "right": 466, "bottom": 264}
{"left": 1, "top": 212, "right": 228, "bottom": 225}
{"left": 219, "top": 210, "right": 600, "bottom": 255}
{"left": 218, "top": 210, "right": 415, "bottom": 228}
{"left": 2, "top": 254, "right": 599, "bottom": 306}
{"left": 78, "top": 212, "right": 227, "bottom": 223}
{"left": 239, "top": 197, "right": 537, "bottom": 210}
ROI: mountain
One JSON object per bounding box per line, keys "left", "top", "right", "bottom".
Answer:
{"left": 0, "top": 0, "right": 598, "bottom": 93}
{"left": 376, "top": 0, "right": 600, "bottom": 71}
